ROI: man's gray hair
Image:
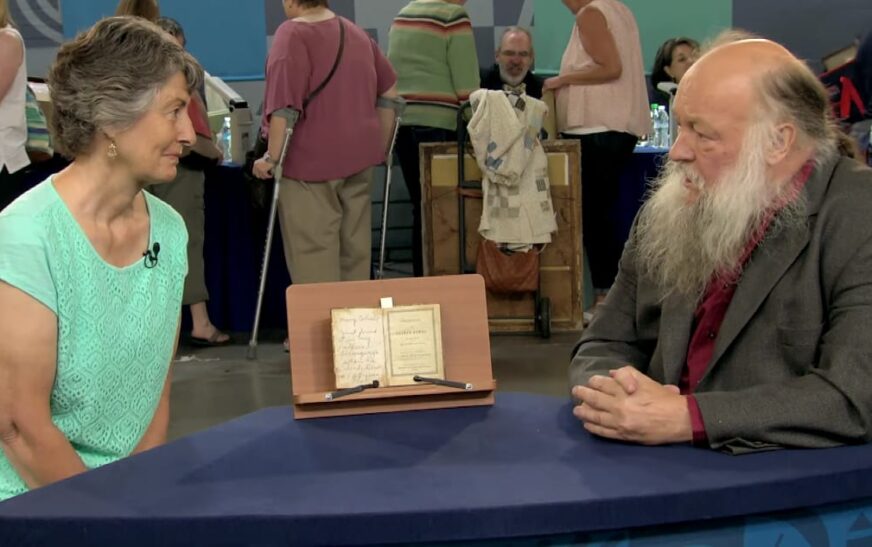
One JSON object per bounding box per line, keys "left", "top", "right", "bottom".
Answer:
{"left": 47, "top": 16, "right": 201, "bottom": 158}
{"left": 755, "top": 58, "right": 840, "bottom": 162}
{"left": 497, "top": 26, "right": 534, "bottom": 55}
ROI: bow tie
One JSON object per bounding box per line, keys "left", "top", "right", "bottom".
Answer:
{"left": 503, "top": 82, "right": 526, "bottom": 95}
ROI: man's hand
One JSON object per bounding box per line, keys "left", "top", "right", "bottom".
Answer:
{"left": 571, "top": 366, "right": 692, "bottom": 445}
{"left": 543, "top": 76, "right": 565, "bottom": 91}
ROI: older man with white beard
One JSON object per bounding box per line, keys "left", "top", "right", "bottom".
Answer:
{"left": 569, "top": 38, "right": 872, "bottom": 454}
{"left": 480, "top": 27, "right": 544, "bottom": 99}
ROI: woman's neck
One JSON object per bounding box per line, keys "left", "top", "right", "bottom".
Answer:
{"left": 52, "top": 154, "right": 144, "bottom": 226}
{"left": 292, "top": 7, "right": 334, "bottom": 22}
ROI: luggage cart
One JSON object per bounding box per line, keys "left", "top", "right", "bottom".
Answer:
{"left": 456, "top": 100, "right": 551, "bottom": 338}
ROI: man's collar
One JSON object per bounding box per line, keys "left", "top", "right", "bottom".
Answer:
{"left": 797, "top": 153, "right": 841, "bottom": 217}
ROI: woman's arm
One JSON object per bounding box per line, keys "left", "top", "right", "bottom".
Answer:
{"left": 0, "top": 282, "right": 87, "bottom": 489}
{"left": 543, "top": 7, "right": 622, "bottom": 91}
{"left": 377, "top": 84, "right": 399, "bottom": 161}
{"left": 0, "top": 31, "right": 24, "bottom": 101}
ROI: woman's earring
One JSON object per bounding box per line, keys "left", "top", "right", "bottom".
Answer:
{"left": 108, "top": 142, "right": 118, "bottom": 160}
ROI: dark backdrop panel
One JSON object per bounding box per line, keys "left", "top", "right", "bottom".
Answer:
{"left": 733, "top": 0, "right": 872, "bottom": 71}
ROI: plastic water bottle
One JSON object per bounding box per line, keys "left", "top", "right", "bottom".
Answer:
{"left": 219, "top": 116, "right": 233, "bottom": 164}
{"left": 648, "top": 104, "right": 659, "bottom": 147}
{"left": 656, "top": 105, "right": 670, "bottom": 148}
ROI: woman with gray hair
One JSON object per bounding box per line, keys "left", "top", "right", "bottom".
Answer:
{"left": 0, "top": 16, "right": 199, "bottom": 500}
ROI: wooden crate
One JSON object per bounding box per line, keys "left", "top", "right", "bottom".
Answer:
{"left": 421, "top": 140, "right": 583, "bottom": 333}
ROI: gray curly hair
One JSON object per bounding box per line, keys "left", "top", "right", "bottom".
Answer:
{"left": 47, "top": 16, "right": 201, "bottom": 158}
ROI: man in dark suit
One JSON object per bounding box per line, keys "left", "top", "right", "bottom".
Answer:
{"left": 569, "top": 38, "right": 872, "bottom": 454}
{"left": 480, "top": 27, "right": 543, "bottom": 99}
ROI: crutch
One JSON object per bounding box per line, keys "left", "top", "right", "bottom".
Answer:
{"left": 247, "top": 108, "right": 301, "bottom": 360}
{"left": 375, "top": 96, "right": 407, "bottom": 279}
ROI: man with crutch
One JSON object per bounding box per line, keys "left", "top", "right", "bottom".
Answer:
{"left": 250, "top": 0, "right": 398, "bottom": 356}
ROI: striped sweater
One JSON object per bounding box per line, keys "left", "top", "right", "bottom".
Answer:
{"left": 387, "top": 0, "right": 480, "bottom": 130}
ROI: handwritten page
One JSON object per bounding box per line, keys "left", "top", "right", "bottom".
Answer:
{"left": 330, "top": 304, "right": 444, "bottom": 388}
{"left": 331, "top": 307, "right": 387, "bottom": 388}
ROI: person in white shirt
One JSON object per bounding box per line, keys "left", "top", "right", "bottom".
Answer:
{"left": 0, "top": 0, "right": 30, "bottom": 210}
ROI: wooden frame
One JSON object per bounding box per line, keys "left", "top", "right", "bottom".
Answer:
{"left": 286, "top": 274, "right": 495, "bottom": 419}
{"left": 421, "top": 140, "right": 583, "bottom": 333}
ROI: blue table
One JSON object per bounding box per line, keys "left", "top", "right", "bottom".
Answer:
{"left": 2, "top": 392, "right": 872, "bottom": 546}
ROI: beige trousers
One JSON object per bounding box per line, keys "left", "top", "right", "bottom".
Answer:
{"left": 276, "top": 167, "right": 373, "bottom": 284}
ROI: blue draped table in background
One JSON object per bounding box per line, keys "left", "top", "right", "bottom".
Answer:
{"left": 2, "top": 392, "right": 872, "bottom": 546}
{"left": 617, "top": 145, "right": 667, "bottom": 243}
{"left": 200, "top": 164, "right": 290, "bottom": 334}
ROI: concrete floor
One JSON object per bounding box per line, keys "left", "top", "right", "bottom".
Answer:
{"left": 167, "top": 332, "right": 579, "bottom": 441}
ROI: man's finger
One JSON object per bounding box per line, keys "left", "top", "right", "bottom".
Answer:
{"left": 587, "top": 374, "right": 627, "bottom": 397}
{"left": 609, "top": 367, "right": 639, "bottom": 394}
{"left": 574, "top": 385, "right": 616, "bottom": 412}
{"left": 575, "top": 402, "right": 620, "bottom": 430}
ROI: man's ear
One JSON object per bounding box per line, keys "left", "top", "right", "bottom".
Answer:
{"left": 766, "top": 123, "right": 797, "bottom": 165}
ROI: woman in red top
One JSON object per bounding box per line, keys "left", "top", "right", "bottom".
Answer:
{"left": 254, "top": 0, "right": 398, "bottom": 290}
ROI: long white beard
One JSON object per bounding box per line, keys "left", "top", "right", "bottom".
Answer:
{"left": 635, "top": 123, "right": 807, "bottom": 302}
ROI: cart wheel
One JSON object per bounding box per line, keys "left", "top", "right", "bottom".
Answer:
{"left": 537, "top": 297, "right": 551, "bottom": 339}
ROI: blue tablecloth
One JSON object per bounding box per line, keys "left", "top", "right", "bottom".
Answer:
{"left": 2, "top": 392, "right": 872, "bottom": 546}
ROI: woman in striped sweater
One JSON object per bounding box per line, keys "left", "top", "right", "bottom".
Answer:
{"left": 388, "top": 0, "right": 480, "bottom": 276}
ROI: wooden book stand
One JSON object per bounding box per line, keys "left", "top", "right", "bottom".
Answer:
{"left": 286, "top": 274, "right": 495, "bottom": 419}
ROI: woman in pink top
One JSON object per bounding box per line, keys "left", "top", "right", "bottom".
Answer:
{"left": 544, "top": 0, "right": 650, "bottom": 299}
{"left": 253, "top": 0, "right": 398, "bottom": 291}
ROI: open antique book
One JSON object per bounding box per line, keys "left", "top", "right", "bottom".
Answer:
{"left": 331, "top": 304, "right": 444, "bottom": 389}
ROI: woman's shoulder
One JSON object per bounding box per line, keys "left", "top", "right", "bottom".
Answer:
{"left": 274, "top": 16, "right": 348, "bottom": 45}
{"left": 0, "top": 26, "right": 24, "bottom": 52}
{"left": 143, "top": 191, "right": 186, "bottom": 239}
{"left": 0, "top": 25, "right": 23, "bottom": 41}
{"left": 0, "top": 181, "right": 62, "bottom": 266}
{"left": 273, "top": 18, "right": 310, "bottom": 42}
{"left": 144, "top": 191, "right": 184, "bottom": 226}
{"left": 0, "top": 180, "right": 59, "bottom": 229}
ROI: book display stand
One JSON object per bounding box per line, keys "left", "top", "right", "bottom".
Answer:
{"left": 286, "top": 274, "right": 496, "bottom": 419}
